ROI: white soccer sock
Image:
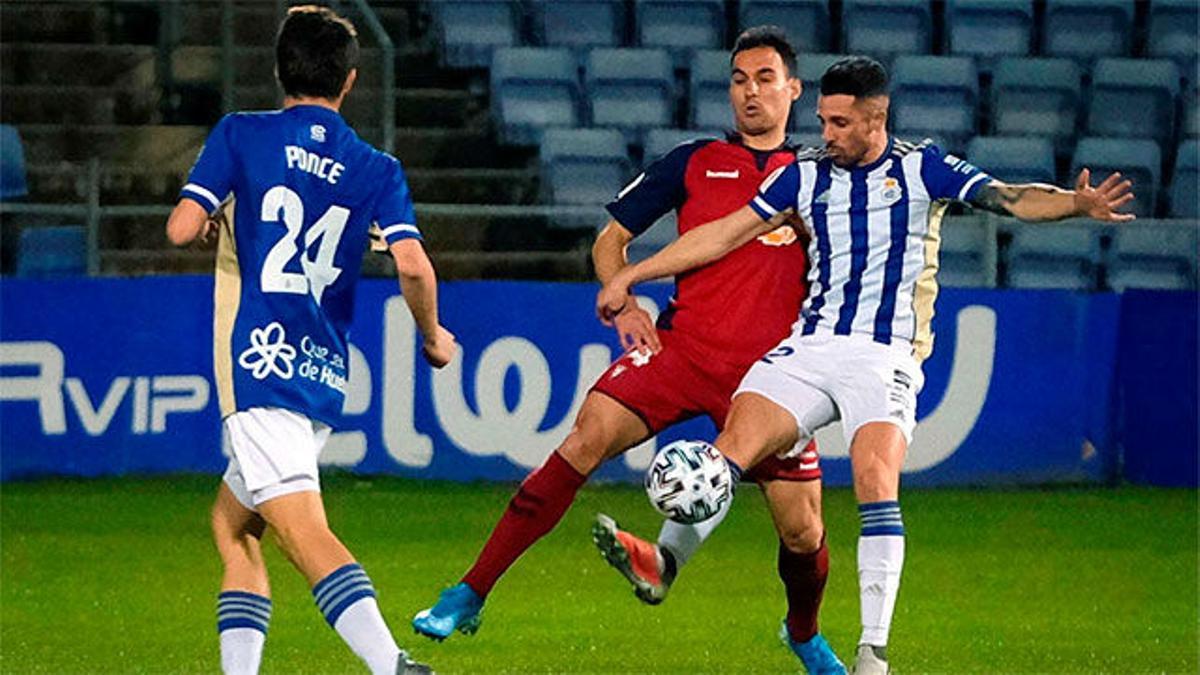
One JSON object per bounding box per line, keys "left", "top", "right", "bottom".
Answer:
{"left": 333, "top": 597, "right": 402, "bottom": 675}
{"left": 217, "top": 591, "right": 271, "bottom": 675}
{"left": 313, "top": 563, "right": 400, "bottom": 675}
{"left": 857, "top": 500, "right": 905, "bottom": 647}
{"left": 656, "top": 487, "right": 734, "bottom": 568}
{"left": 219, "top": 628, "right": 265, "bottom": 675}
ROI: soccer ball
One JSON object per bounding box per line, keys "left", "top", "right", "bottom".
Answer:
{"left": 644, "top": 440, "right": 733, "bottom": 524}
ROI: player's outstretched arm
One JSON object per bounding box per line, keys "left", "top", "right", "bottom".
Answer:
{"left": 390, "top": 239, "right": 456, "bottom": 368}
{"left": 596, "top": 205, "right": 783, "bottom": 323}
{"left": 969, "top": 169, "right": 1136, "bottom": 223}
{"left": 593, "top": 219, "right": 662, "bottom": 353}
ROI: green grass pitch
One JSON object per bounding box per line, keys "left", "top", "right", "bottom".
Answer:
{"left": 2, "top": 475, "right": 1196, "bottom": 673}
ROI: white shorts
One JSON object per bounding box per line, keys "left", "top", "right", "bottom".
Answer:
{"left": 735, "top": 331, "right": 924, "bottom": 447}
{"left": 221, "top": 406, "right": 331, "bottom": 510}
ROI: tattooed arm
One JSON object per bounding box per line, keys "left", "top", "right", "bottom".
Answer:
{"left": 969, "top": 169, "right": 1136, "bottom": 222}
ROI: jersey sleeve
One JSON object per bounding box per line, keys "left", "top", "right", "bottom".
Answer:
{"left": 919, "top": 143, "right": 992, "bottom": 202}
{"left": 180, "top": 115, "right": 236, "bottom": 213}
{"left": 372, "top": 157, "right": 422, "bottom": 245}
{"left": 749, "top": 162, "right": 801, "bottom": 220}
{"left": 605, "top": 141, "right": 702, "bottom": 236}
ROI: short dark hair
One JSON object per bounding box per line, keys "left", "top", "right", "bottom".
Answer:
{"left": 731, "top": 25, "right": 798, "bottom": 76}
{"left": 820, "top": 56, "right": 889, "bottom": 98}
{"left": 275, "top": 5, "right": 359, "bottom": 99}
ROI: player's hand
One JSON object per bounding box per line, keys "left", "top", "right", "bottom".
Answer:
{"left": 597, "top": 274, "right": 634, "bottom": 326}
{"left": 612, "top": 303, "right": 662, "bottom": 354}
{"left": 422, "top": 325, "right": 457, "bottom": 368}
{"left": 1073, "top": 168, "right": 1136, "bottom": 222}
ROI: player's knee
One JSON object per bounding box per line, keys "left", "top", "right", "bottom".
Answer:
{"left": 556, "top": 427, "right": 610, "bottom": 475}
{"left": 778, "top": 517, "right": 824, "bottom": 554}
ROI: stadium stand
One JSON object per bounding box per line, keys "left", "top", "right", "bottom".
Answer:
{"left": 1170, "top": 140, "right": 1199, "bottom": 219}
{"left": 890, "top": 55, "right": 978, "bottom": 154}
{"left": 990, "top": 57, "right": 1082, "bottom": 152}
{"left": 690, "top": 50, "right": 733, "bottom": 130}
{"left": 0, "top": 124, "right": 28, "bottom": 200}
{"left": 945, "top": 0, "right": 1035, "bottom": 70}
{"left": 792, "top": 52, "right": 845, "bottom": 136}
{"left": 1042, "top": 0, "right": 1134, "bottom": 64}
{"left": 1183, "top": 83, "right": 1199, "bottom": 139}
{"left": 1087, "top": 58, "right": 1180, "bottom": 150}
{"left": 1147, "top": 0, "right": 1200, "bottom": 75}
{"left": 530, "top": 0, "right": 625, "bottom": 52}
{"left": 539, "top": 128, "right": 631, "bottom": 205}
{"left": 634, "top": 0, "right": 724, "bottom": 67}
{"left": 938, "top": 216, "right": 998, "bottom": 288}
{"left": 966, "top": 136, "right": 1056, "bottom": 185}
{"left": 842, "top": 0, "right": 934, "bottom": 61}
{"left": 490, "top": 47, "right": 581, "bottom": 146}
{"left": 1006, "top": 222, "right": 1103, "bottom": 290}
{"left": 1071, "top": 137, "right": 1162, "bottom": 218}
{"left": 431, "top": 0, "right": 520, "bottom": 69}
{"left": 738, "top": 0, "right": 831, "bottom": 53}
{"left": 1107, "top": 221, "right": 1198, "bottom": 291}
{"left": 625, "top": 211, "right": 678, "bottom": 263}
{"left": 585, "top": 48, "right": 675, "bottom": 144}
{"left": 16, "top": 225, "right": 86, "bottom": 278}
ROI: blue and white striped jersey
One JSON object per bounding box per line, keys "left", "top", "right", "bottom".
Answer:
{"left": 181, "top": 105, "right": 422, "bottom": 426}
{"left": 749, "top": 138, "right": 991, "bottom": 361}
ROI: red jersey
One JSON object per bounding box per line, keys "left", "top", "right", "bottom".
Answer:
{"left": 606, "top": 135, "right": 810, "bottom": 365}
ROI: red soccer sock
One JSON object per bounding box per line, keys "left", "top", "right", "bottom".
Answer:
{"left": 779, "top": 533, "right": 830, "bottom": 643}
{"left": 461, "top": 451, "right": 588, "bottom": 598}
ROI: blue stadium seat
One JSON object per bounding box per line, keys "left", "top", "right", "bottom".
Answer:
{"left": 966, "top": 136, "right": 1056, "bottom": 185}
{"left": 690, "top": 50, "right": 732, "bottom": 130}
{"left": 0, "top": 124, "right": 28, "bottom": 200}
{"left": 531, "top": 0, "right": 624, "bottom": 51}
{"left": 1170, "top": 140, "right": 1199, "bottom": 218}
{"left": 890, "top": 56, "right": 978, "bottom": 154}
{"left": 1088, "top": 58, "right": 1179, "bottom": 149}
{"left": 946, "top": 0, "right": 1034, "bottom": 69}
{"left": 490, "top": 48, "right": 581, "bottom": 146}
{"left": 842, "top": 0, "right": 933, "bottom": 60}
{"left": 1107, "top": 222, "right": 1198, "bottom": 291}
{"left": 1006, "top": 222, "right": 1102, "bottom": 290}
{"left": 1071, "top": 137, "right": 1161, "bottom": 219}
{"left": 539, "top": 128, "right": 632, "bottom": 205}
{"left": 1043, "top": 0, "right": 1133, "bottom": 64}
{"left": 991, "top": 57, "right": 1081, "bottom": 151}
{"left": 1183, "top": 83, "right": 1199, "bottom": 139}
{"left": 635, "top": 0, "right": 724, "bottom": 67}
{"left": 626, "top": 211, "right": 678, "bottom": 263}
{"left": 792, "top": 53, "right": 844, "bottom": 135}
{"left": 432, "top": 0, "right": 520, "bottom": 69}
{"left": 586, "top": 48, "right": 675, "bottom": 143}
{"left": 938, "top": 216, "right": 998, "bottom": 288}
{"left": 16, "top": 226, "right": 87, "bottom": 278}
{"left": 643, "top": 128, "right": 717, "bottom": 167}
{"left": 738, "top": 0, "right": 831, "bottom": 53}
{"left": 1148, "top": 0, "right": 1199, "bottom": 75}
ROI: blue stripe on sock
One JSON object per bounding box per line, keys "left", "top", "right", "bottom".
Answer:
{"left": 217, "top": 591, "right": 270, "bottom": 635}
{"left": 313, "top": 564, "right": 377, "bottom": 627}
{"left": 859, "top": 501, "right": 904, "bottom": 537}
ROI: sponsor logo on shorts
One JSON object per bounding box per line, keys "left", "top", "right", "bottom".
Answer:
{"left": 887, "top": 369, "right": 914, "bottom": 421}
{"left": 629, "top": 348, "right": 652, "bottom": 367}
{"left": 238, "top": 322, "right": 296, "bottom": 380}
{"left": 610, "top": 364, "right": 627, "bottom": 379}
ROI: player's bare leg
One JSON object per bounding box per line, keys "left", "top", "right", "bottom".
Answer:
{"left": 414, "top": 392, "right": 648, "bottom": 640}
{"left": 212, "top": 484, "right": 271, "bottom": 675}
{"left": 762, "top": 479, "right": 845, "bottom": 674}
{"left": 258, "top": 491, "right": 429, "bottom": 675}
{"left": 847, "top": 422, "right": 908, "bottom": 675}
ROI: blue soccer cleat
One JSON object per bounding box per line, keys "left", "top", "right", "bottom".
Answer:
{"left": 412, "top": 583, "right": 483, "bottom": 641}
{"left": 780, "top": 623, "right": 848, "bottom": 675}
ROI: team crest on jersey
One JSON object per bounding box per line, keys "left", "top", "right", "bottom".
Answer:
{"left": 310, "top": 125, "right": 326, "bottom": 142}
{"left": 757, "top": 224, "right": 797, "bottom": 247}
{"left": 238, "top": 322, "right": 297, "bottom": 381}
{"left": 881, "top": 177, "right": 903, "bottom": 206}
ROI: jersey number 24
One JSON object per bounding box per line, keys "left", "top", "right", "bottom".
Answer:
{"left": 260, "top": 185, "right": 347, "bottom": 305}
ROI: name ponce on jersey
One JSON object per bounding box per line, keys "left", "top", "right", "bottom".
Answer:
{"left": 285, "top": 145, "right": 345, "bottom": 184}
